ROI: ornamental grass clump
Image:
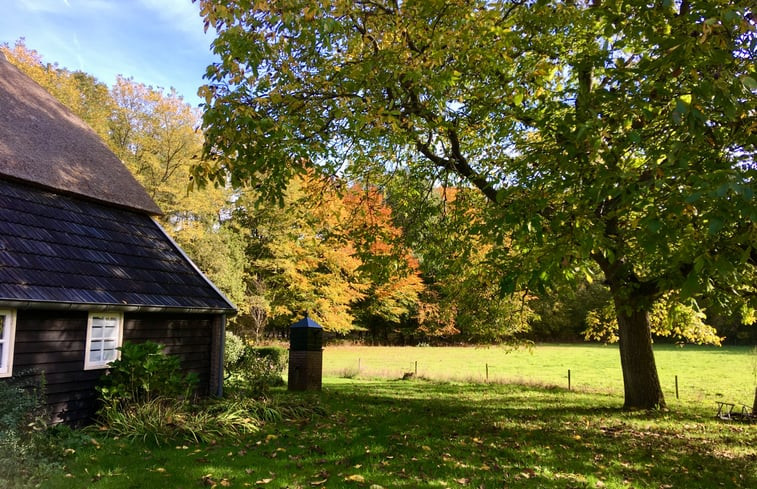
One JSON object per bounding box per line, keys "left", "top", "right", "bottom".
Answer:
{"left": 98, "top": 396, "right": 260, "bottom": 445}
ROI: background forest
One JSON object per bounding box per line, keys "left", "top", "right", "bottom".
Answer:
{"left": 3, "top": 40, "right": 752, "bottom": 347}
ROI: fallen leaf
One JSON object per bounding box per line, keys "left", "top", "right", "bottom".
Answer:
{"left": 345, "top": 474, "right": 366, "bottom": 483}
{"left": 454, "top": 477, "right": 470, "bottom": 485}
{"left": 310, "top": 479, "right": 328, "bottom": 486}
{"left": 254, "top": 478, "right": 273, "bottom": 485}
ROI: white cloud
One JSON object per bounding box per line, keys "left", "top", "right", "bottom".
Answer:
{"left": 137, "top": 0, "right": 208, "bottom": 39}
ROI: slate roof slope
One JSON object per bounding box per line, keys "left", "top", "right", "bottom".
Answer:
{"left": 0, "top": 54, "right": 162, "bottom": 215}
{"left": 0, "top": 179, "right": 235, "bottom": 312}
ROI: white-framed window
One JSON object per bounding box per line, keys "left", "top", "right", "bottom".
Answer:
{"left": 0, "top": 309, "right": 17, "bottom": 378}
{"left": 84, "top": 312, "right": 123, "bottom": 370}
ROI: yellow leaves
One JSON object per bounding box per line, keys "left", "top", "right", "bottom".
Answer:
{"left": 344, "top": 474, "right": 365, "bottom": 483}
{"left": 202, "top": 474, "right": 233, "bottom": 488}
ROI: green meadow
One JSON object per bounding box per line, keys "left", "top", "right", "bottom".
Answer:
{"left": 323, "top": 344, "right": 757, "bottom": 407}
{"left": 37, "top": 345, "right": 757, "bottom": 489}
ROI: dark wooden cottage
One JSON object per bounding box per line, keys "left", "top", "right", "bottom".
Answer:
{"left": 0, "top": 55, "right": 235, "bottom": 423}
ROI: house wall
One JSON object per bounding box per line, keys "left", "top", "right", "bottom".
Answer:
{"left": 124, "top": 312, "right": 215, "bottom": 396}
{"left": 10, "top": 309, "right": 219, "bottom": 424}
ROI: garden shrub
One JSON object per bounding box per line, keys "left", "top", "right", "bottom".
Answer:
{"left": 225, "top": 345, "right": 287, "bottom": 397}
{"left": 224, "top": 330, "right": 246, "bottom": 370}
{"left": 251, "top": 345, "right": 287, "bottom": 375}
{"left": 96, "top": 340, "right": 198, "bottom": 408}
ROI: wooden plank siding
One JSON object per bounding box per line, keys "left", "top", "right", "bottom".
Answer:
{"left": 10, "top": 309, "right": 219, "bottom": 424}
{"left": 124, "top": 312, "right": 215, "bottom": 397}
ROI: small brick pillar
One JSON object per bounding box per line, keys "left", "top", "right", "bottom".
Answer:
{"left": 288, "top": 316, "right": 323, "bottom": 391}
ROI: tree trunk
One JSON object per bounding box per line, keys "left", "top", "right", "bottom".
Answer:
{"left": 610, "top": 289, "right": 667, "bottom": 410}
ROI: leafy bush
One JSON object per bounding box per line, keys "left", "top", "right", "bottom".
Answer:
{"left": 225, "top": 345, "right": 287, "bottom": 397}
{"left": 96, "top": 340, "right": 198, "bottom": 408}
{"left": 224, "top": 330, "right": 246, "bottom": 370}
{"left": 252, "top": 345, "right": 287, "bottom": 372}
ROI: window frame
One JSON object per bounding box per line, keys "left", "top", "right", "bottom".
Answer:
{"left": 0, "top": 309, "right": 17, "bottom": 378}
{"left": 83, "top": 311, "right": 124, "bottom": 370}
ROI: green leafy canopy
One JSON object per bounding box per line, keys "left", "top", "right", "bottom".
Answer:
{"left": 196, "top": 0, "right": 755, "bottom": 408}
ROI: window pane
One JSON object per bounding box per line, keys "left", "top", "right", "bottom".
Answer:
{"left": 91, "top": 325, "right": 104, "bottom": 339}
{"left": 102, "top": 325, "right": 117, "bottom": 339}
{"left": 89, "top": 348, "right": 102, "bottom": 363}
{"left": 102, "top": 349, "right": 117, "bottom": 362}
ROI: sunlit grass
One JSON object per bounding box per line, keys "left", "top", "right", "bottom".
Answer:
{"left": 322, "top": 344, "right": 756, "bottom": 407}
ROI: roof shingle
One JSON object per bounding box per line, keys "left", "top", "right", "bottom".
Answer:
{"left": 0, "top": 179, "right": 234, "bottom": 312}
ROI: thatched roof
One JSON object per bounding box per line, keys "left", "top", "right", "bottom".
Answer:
{"left": 0, "top": 54, "right": 162, "bottom": 215}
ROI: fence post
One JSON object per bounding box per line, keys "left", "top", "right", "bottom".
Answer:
{"left": 568, "top": 369, "right": 571, "bottom": 391}
{"left": 486, "top": 363, "right": 489, "bottom": 382}
{"left": 415, "top": 360, "right": 418, "bottom": 376}
{"left": 675, "top": 375, "right": 679, "bottom": 400}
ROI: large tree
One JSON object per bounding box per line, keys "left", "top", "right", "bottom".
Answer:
{"left": 196, "top": 0, "right": 756, "bottom": 409}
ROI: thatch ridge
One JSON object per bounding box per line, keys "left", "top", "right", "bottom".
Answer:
{"left": 0, "top": 54, "right": 162, "bottom": 215}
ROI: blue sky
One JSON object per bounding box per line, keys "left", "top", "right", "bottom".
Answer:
{"left": 0, "top": 0, "right": 218, "bottom": 107}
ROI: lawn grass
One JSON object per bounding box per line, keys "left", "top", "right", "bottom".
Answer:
{"left": 323, "top": 344, "right": 757, "bottom": 407}
{"left": 33, "top": 345, "right": 757, "bottom": 488}
{"left": 42, "top": 376, "right": 755, "bottom": 489}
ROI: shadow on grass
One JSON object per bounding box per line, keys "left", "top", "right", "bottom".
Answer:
{"left": 43, "top": 379, "right": 756, "bottom": 489}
